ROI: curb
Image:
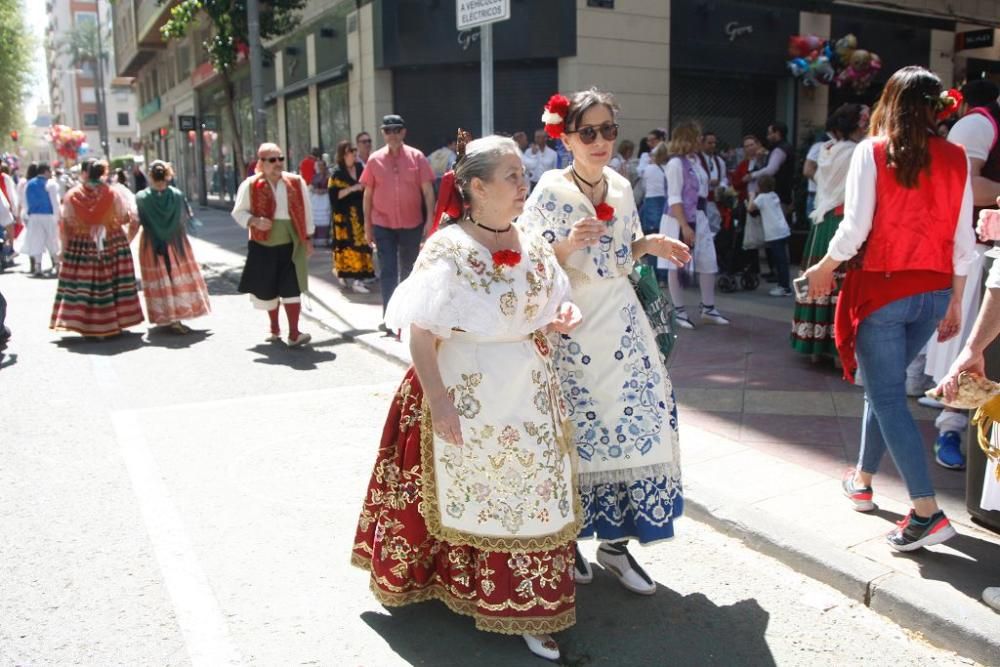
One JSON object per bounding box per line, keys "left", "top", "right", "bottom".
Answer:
{"left": 683, "top": 475, "right": 1000, "bottom": 665}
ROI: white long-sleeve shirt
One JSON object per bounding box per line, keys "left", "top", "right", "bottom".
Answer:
{"left": 827, "top": 138, "right": 975, "bottom": 276}
{"left": 750, "top": 146, "right": 786, "bottom": 181}
{"left": 640, "top": 162, "right": 666, "bottom": 199}
{"left": 232, "top": 173, "right": 315, "bottom": 236}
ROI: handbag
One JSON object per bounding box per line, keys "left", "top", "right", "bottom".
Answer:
{"left": 742, "top": 213, "right": 764, "bottom": 250}
{"left": 629, "top": 263, "right": 677, "bottom": 366}
{"left": 184, "top": 199, "right": 203, "bottom": 237}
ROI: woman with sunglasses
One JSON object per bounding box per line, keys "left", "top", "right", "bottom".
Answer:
{"left": 519, "top": 89, "right": 691, "bottom": 595}
{"left": 329, "top": 140, "right": 375, "bottom": 292}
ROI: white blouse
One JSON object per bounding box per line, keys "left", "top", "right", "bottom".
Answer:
{"left": 827, "top": 139, "right": 975, "bottom": 276}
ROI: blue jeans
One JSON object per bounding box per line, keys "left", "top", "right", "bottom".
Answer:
{"left": 766, "top": 238, "right": 790, "bottom": 289}
{"left": 856, "top": 290, "right": 950, "bottom": 499}
{"left": 373, "top": 224, "right": 423, "bottom": 315}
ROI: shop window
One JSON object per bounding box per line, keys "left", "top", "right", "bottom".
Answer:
{"left": 318, "top": 81, "right": 349, "bottom": 152}
{"left": 285, "top": 93, "right": 310, "bottom": 167}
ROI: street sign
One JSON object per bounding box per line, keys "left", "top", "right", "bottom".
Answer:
{"left": 200, "top": 115, "right": 219, "bottom": 131}
{"left": 456, "top": 0, "right": 510, "bottom": 31}
{"left": 956, "top": 28, "right": 994, "bottom": 51}
{"left": 178, "top": 115, "right": 197, "bottom": 131}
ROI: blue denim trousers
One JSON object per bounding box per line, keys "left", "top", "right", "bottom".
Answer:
{"left": 373, "top": 224, "right": 423, "bottom": 315}
{"left": 856, "top": 289, "right": 951, "bottom": 499}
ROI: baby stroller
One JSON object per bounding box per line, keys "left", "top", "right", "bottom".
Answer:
{"left": 714, "top": 202, "right": 760, "bottom": 293}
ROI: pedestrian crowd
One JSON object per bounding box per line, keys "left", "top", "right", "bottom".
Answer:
{"left": 5, "top": 62, "right": 1000, "bottom": 662}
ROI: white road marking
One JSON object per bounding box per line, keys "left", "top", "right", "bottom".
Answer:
{"left": 92, "top": 355, "right": 242, "bottom": 666}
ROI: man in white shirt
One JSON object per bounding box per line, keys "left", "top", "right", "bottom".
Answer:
{"left": 522, "top": 129, "right": 557, "bottom": 190}
{"left": 637, "top": 128, "right": 666, "bottom": 172}
{"left": 803, "top": 133, "right": 827, "bottom": 217}
{"left": 232, "top": 142, "right": 315, "bottom": 347}
{"left": 916, "top": 79, "right": 1000, "bottom": 470}
{"left": 696, "top": 131, "right": 730, "bottom": 233}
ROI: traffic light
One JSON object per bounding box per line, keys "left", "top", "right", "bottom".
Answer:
{"left": 8, "top": 131, "right": 17, "bottom": 142}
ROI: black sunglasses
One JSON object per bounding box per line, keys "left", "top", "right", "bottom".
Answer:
{"left": 262, "top": 156, "right": 285, "bottom": 163}
{"left": 358, "top": 138, "right": 372, "bottom": 144}
{"left": 566, "top": 122, "right": 619, "bottom": 145}
{"left": 382, "top": 127, "right": 403, "bottom": 135}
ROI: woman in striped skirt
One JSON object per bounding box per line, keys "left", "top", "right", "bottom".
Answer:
{"left": 50, "top": 160, "right": 144, "bottom": 337}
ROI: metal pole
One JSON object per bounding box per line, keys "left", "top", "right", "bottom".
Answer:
{"left": 94, "top": 0, "right": 110, "bottom": 159}
{"left": 247, "top": 0, "right": 266, "bottom": 147}
{"left": 481, "top": 23, "right": 493, "bottom": 136}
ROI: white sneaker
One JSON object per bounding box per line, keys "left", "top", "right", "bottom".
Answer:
{"left": 287, "top": 332, "right": 312, "bottom": 347}
{"left": 265, "top": 332, "right": 282, "bottom": 343}
{"left": 984, "top": 587, "right": 1000, "bottom": 612}
{"left": 573, "top": 544, "right": 593, "bottom": 584}
{"left": 523, "top": 634, "right": 560, "bottom": 661}
{"left": 918, "top": 395, "right": 944, "bottom": 409}
{"left": 768, "top": 286, "right": 792, "bottom": 297}
{"left": 673, "top": 308, "right": 695, "bottom": 329}
{"left": 700, "top": 304, "right": 730, "bottom": 326}
{"left": 350, "top": 280, "right": 370, "bottom": 294}
{"left": 596, "top": 541, "right": 656, "bottom": 595}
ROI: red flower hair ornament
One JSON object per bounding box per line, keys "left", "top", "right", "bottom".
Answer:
{"left": 542, "top": 94, "right": 571, "bottom": 139}
{"left": 934, "top": 88, "right": 963, "bottom": 121}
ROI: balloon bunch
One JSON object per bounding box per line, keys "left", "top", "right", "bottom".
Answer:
{"left": 787, "top": 33, "right": 882, "bottom": 93}
{"left": 47, "top": 124, "right": 89, "bottom": 161}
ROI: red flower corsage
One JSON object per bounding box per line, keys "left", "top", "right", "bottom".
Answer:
{"left": 594, "top": 202, "right": 615, "bottom": 221}
{"left": 936, "top": 88, "right": 963, "bottom": 121}
{"left": 542, "top": 94, "right": 571, "bottom": 139}
{"left": 492, "top": 249, "right": 522, "bottom": 267}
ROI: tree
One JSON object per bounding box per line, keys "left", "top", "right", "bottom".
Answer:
{"left": 61, "top": 18, "right": 111, "bottom": 158}
{"left": 161, "top": 0, "right": 305, "bottom": 177}
{"left": 0, "top": 0, "right": 34, "bottom": 151}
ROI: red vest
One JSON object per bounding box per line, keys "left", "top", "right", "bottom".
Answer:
{"left": 863, "top": 137, "right": 966, "bottom": 275}
{"left": 248, "top": 173, "right": 309, "bottom": 243}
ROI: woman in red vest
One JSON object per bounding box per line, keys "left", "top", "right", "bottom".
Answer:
{"left": 804, "top": 66, "right": 975, "bottom": 551}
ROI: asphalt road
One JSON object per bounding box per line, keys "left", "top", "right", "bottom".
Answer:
{"left": 0, "top": 258, "right": 979, "bottom": 666}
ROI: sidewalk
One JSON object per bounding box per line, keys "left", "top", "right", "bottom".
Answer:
{"left": 190, "top": 206, "right": 1000, "bottom": 664}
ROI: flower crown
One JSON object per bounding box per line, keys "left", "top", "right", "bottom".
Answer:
{"left": 929, "top": 88, "right": 963, "bottom": 121}
{"left": 541, "top": 94, "right": 570, "bottom": 139}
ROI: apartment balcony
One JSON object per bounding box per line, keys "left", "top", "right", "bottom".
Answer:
{"left": 135, "top": 0, "right": 176, "bottom": 48}
{"left": 112, "top": 0, "right": 177, "bottom": 77}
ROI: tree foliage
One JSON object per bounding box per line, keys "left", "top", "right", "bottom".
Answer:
{"left": 160, "top": 0, "right": 305, "bottom": 175}
{"left": 0, "top": 0, "right": 35, "bottom": 148}
{"left": 62, "top": 19, "right": 105, "bottom": 69}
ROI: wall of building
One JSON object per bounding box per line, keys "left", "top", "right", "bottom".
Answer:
{"left": 558, "top": 0, "right": 669, "bottom": 148}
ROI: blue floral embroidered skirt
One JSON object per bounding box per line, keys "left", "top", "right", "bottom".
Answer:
{"left": 552, "top": 276, "right": 683, "bottom": 545}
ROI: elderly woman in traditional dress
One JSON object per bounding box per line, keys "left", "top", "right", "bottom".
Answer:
{"left": 135, "top": 160, "right": 211, "bottom": 333}
{"left": 518, "top": 89, "right": 691, "bottom": 596}
{"left": 352, "top": 135, "right": 583, "bottom": 661}
{"left": 50, "top": 160, "right": 144, "bottom": 337}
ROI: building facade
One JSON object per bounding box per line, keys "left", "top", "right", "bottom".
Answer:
{"left": 110, "top": 0, "right": 1000, "bottom": 206}
{"left": 45, "top": 0, "right": 139, "bottom": 161}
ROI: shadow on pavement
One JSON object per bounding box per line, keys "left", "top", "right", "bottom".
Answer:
{"left": 53, "top": 331, "right": 146, "bottom": 355}
{"left": 360, "top": 574, "right": 775, "bottom": 667}
{"left": 0, "top": 351, "right": 16, "bottom": 369}
{"left": 200, "top": 267, "right": 242, "bottom": 296}
{"left": 906, "top": 531, "right": 1000, "bottom": 600}
{"left": 144, "top": 328, "right": 214, "bottom": 349}
{"left": 247, "top": 340, "right": 340, "bottom": 370}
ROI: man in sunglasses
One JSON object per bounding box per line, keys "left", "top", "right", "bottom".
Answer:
{"left": 232, "top": 142, "right": 316, "bottom": 347}
{"left": 522, "top": 129, "right": 557, "bottom": 191}
{"left": 359, "top": 114, "right": 436, "bottom": 330}
{"left": 356, "top": 132, "right": 373, "bottom": 167}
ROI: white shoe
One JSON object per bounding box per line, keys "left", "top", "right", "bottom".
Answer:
{"left": 673, "top": 308, "right": 695, "bottom": 330}
{"left": 984, "top": 587, "right": 1000, "bottom": 612}
{"left": 573, "top": 544, "right": 593, "bottom": 584}
{"left": 265, "top": 332, "right": 281, "bottom": 343}
{"left": 596, "top": 541, "right": 656, "bottom": 595}
{"left": 523, "top": 634, "right": 560, "bottom": 661}
{"left": 287, "top": 332, "right": 312, "bottom": 347}
{"left": 768, "top": 286, "right": 792, "bottom": 297}
{"left": 350, "top": 280, "right": 370, "bottom": 294}
{"left": 700, "top": 304, "right": 730, "bottom": 326}
{"left": 918, "top": 395, "right": 944, "bottom": 409}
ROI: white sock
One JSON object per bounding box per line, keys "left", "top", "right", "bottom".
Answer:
{"left": 667, "top": 270, "right": 684, "bottom": 308}
{"left": 699, "top": 271, "right": 716, "bottom": 307}
{"left": 936, "top": 410, "right": 968, "bottom": 434}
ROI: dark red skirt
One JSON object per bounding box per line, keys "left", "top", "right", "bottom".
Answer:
{"left": 351, "top": 368, "right": 576, "bottom": 635}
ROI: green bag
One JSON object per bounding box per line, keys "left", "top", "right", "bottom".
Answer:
{"left": 629, "top": 263, "right": 677, "bottom": 366}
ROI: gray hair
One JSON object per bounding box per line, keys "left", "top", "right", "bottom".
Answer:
{"left": 453, "top": 135, "right": 521, "bottom": 208}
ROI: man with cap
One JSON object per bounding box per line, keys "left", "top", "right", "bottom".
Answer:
{"left": 360, "top": 114, "right": 435, "bottom": 330}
